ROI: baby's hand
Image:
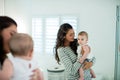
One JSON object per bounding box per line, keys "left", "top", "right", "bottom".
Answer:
{"left": 80, "top": 58, "right": 84, "bottom": 63}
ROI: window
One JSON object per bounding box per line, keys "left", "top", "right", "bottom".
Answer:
{"left": 32, "top": 16, "right": 78, "bottom": 54}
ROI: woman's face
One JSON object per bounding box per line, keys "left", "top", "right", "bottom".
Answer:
{"left": 1, "top": 24, "right": 17, "bottom": 53}
{"left": 65, "top": 29, "right": 75, "bottom": 43}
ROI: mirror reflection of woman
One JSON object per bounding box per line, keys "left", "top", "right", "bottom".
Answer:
{"left": 0, "top": 16, "right": 43, "bottom": 80}
{"left": 54, "top": 23, "right": 95, "bottom": 80}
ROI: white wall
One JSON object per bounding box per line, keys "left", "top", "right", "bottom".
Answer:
{"left": 0, "top": 0, "right": 4, "bottom": 15}
{"left": 116, "top": 0, "right": 120, "bottom": 5}
{"left": 4, "top": 0, "right": 116, "bottom": 80}
{"left": 4, "top": 0, "right": 32, "bottom": 33}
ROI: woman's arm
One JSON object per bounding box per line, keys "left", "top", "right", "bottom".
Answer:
{"left": 38, "top": 69, "right": 44, "bottom": 80}
{"left": 57, "top": 47, "right": 81, "bottom": 75}
{"left": 30, "top": 68, "right": 44, "bottom": 80}
{"left": 0, "top": 59, "right": 13, "bottom": 80}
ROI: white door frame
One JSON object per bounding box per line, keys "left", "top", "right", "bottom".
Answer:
{"left": 115, "top": 5, "right": 120, "bottom": 80}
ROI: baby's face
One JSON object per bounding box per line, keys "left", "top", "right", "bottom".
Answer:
{"left": 78, "top": 35, "right": 88, "bottom": 45}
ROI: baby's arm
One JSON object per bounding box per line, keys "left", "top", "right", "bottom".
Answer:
{"left": 80, "top": 45, "right": 90, "bottom": 63}
{"left": 0, "top": 59, "right": 13, "bottom": 80}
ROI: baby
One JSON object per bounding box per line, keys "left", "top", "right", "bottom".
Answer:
{"left": 77, "top": 31, "right": 96, "bottom": 80}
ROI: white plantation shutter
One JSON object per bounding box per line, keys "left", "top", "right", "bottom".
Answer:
{"left": 32, "top": 16, "right": 78, "bottom": 54}
{"left": 45, "top": 18, "right": 59, "bottom": 54}
{"left": 32, "top": 18, "right": 43, "bottom": 53}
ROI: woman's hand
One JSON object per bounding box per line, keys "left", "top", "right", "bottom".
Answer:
{"left": 30, "top": 68, "right": 44, "bottom": 80}
{"left": 82, "top": 61, "right": 93, "bottom": 70}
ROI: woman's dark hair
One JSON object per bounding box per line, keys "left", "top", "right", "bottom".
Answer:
{"left": 54, "top": 23, "right": 78, "bottom": 63}
{"left": 0, "top": 16, "right": 17, "bottom": 66}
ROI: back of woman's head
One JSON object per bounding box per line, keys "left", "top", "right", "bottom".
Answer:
{"left": 0, "top": 16, "right": 17, "bottom": 66}
{"left": 55, "top": 23, "right": 73, "bottom": 63}
{"left": 0, "top": 16, "right": 17, "bottom": 31}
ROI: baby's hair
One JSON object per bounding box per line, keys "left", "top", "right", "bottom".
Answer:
{"left": 78, "top": 31, "right": 88, "bottom": 39}
{"left": 9, "top": 33, "right": 33, "bottom": 56}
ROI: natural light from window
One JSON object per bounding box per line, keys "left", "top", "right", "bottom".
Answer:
{"left": 32, "top": 16, "right": 78, "bottom": 55}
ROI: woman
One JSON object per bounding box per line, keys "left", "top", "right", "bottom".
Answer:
{"left": 0, "top": 16, "right": 43, "bottom": 80}
{"left": 0, "top": 16, "right": 17, "bottom": 67}
{"left": 55, "top": 23, "right": 95, "bottom": 80}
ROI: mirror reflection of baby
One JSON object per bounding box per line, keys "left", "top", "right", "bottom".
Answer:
{"left": 77, "top": 31, "right": 96, "bottom": 80}
{"left": 0, "top": 33, "right": 43, "bottom": 80}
